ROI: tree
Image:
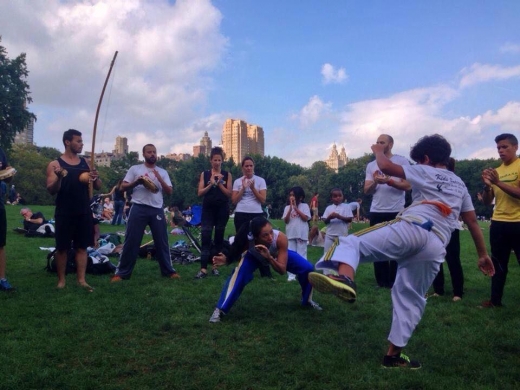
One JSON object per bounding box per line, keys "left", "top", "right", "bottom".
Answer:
{"left": 0, "top": 37, "right": 36, "bottom": 151}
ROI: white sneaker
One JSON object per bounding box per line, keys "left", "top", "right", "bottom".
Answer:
{"left": 287, "top": 272, "right": 296, "bottom": 282}
{"left": 308, "top": 300, "right": 323, "bottom": 311}
{"left": 209, "top": 308, "right": 222, "bottom": 323}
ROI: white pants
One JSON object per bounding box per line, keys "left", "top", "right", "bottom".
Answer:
{"left": 288, "top": 238, "right": 308, "bottom": 280}
{"left": 316, "top": 220, "right": 444, "bottom": 347}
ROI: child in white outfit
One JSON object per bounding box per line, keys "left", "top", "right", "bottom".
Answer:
{"left": 322, "top": 188, "right": 353, "bottom": 253}
{"left": 283, "top": 186, "right": 311, "bottom": 281}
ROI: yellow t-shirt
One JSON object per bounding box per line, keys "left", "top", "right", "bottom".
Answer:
{"left": 492, "top": 158, "right": 520, "bottom": 222}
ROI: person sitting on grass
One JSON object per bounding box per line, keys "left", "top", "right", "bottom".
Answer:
{"left": 308, "top": 134, "right": 495, "bottom": 369}
{"left": 209, "top": 216, "right": 321, "bottom": 323}
{"left": 17, "top": 208, "right": 54, "bottom": 237}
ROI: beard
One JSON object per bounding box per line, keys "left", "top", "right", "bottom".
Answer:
{"left": 145, "top": 156, "right": 156, "bottom": 165}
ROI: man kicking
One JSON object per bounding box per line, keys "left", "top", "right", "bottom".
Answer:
{"left": 309, "top": 134, "right": 494, "bottom": 369}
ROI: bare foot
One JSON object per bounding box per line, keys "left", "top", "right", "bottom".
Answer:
{"left": 77, "top": 282, "right": 94, "bottom": 292}
{"left": 57, "top": 281, "right": 66, "bottom": 289}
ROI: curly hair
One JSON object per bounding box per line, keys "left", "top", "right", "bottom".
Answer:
{"left": 409, "top": 134, "right": 451, "bottom": 166}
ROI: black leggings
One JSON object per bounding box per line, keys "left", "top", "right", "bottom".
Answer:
{"left": 200, "top": 204, "right": 229, "bottom": 269}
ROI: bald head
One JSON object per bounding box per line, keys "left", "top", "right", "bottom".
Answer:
{"left": 377, "top": 134, "right": 394, "bottom": 155}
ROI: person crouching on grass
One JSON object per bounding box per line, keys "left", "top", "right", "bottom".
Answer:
{"left": 308, "top": 134, "right": 495, "bottom": 369}
{"left": 209, "top": 216, "right": 321, "bottom": 323}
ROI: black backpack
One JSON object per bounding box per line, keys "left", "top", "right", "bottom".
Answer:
{"left": 46, "top": 249, "right": 77, "bottom": 274}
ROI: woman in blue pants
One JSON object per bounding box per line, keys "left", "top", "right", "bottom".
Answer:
{"left": 209, "top": 217, "right": 321, "bottom": 322}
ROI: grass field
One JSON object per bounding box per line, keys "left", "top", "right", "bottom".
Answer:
{"left": 1, "top": 205, "right": 519, "bottom": 390}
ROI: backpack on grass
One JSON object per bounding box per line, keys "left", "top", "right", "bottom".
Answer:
{"left": 46, "top": 249, "right": 76, "bottom": 274}
{"left": 45, "top": 248, "right": 116, "bottom": 275}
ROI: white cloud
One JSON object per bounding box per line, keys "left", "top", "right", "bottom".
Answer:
{"left": 321, "top": 63, "right": 348, "bottom": 85}
{"left": 293, "top": 95, "right": 333, "bottom": 128}
{"left": 459, "top": 63, "right": 520, "bottom": 88}
{"left": 500, "top": 42, "right": 520, "bottom": 54}
{"left": 0, "top": 0, "right": 228, "bottom": 155}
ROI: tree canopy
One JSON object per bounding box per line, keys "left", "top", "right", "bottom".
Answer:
{"left": 0, "top": 37, "right": 36, "bottom": 151}
{"left": 6, "top": 144, "right": 497, "bottom": 224}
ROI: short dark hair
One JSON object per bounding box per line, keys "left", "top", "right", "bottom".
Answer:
{"left": 330, "top": 187, "right": 343, "bottom": 197}
{"left": 241, "top": 156, "right": 254, "bottom": 167}
{"left": 210, "top": 147, "right": 224, "bottom": 160}
{"left": 495, "top": 133, "right": 518, "bottom": 146}
{"left": 409, "top": 134, "right": 451, "bottom": 166}
{"left": 142, "top": 144, "right": 156, "bottom": 153}
{"left": 447, "top": 157, "right": 456, "bottom": 172}
{"left": 63, "top": 129, "right": 82, "bottom": 146}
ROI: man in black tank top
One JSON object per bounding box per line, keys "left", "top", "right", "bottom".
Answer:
{"left": 46, "top": 129, "right": 102, "bottom": 291}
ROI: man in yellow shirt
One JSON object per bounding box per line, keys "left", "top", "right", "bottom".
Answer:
{"left": 481, "top": 133, "right": 520, "bottom": 308}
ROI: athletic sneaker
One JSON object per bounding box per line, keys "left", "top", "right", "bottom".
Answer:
{"left": 212, "top": 268, "right": 220, "bottom": 276}
{"left": 308, "top": 300, "right": 323, "bottom": 311}
{"left": 308, "top": 272, "right": 357, "bottom": 303}
{"left": 110, "top": 275, "right": 124, "bottom": 283}
{"left": 382, "top": 353, "right": 421, "bottom": 369}
{"left": 209, "top": 308, "right": 222, "bottom": 323}
{"left": 0, "top": 278, "right": 13, "bottom": 291}
{"left": 194, "top": 270, "right": 207, "bottom": 279}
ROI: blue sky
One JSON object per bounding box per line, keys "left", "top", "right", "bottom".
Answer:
{"left": 2, "top": 0, "right": 520, "bottom": 166}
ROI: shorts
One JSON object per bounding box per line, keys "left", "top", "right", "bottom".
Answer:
{"left": 55, "top": 213, "right": 94, "bottom": 250}
{"left": 0, "top": 207, "right": 6, "bottom": 247}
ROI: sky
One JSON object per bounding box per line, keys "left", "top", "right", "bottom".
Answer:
{"left": 2, "top": 0, "right": 520, "bottom": 167}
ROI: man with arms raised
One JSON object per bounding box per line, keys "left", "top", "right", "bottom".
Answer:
{"left": 46, "top": 129, "right": 101, "bottom": 291}
{"left": 364, "top": 134, "right": 411, "bottom": 288}
{"left": 111, "top": 144, "right": 180, "bottom": 281}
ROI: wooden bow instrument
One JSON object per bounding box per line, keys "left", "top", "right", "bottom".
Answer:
{"left": 89, "top": 51, "right": 118, "bottom": 197}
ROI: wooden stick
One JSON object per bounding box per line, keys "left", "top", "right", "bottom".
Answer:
{"left": 89, "top": 51, "right": 118, "bottom": 198}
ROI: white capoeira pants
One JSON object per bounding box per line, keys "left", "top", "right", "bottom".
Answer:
{"left": 315, "top": 220, "right": 445, "bottom": 347}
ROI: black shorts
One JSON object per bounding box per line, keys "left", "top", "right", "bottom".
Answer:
{"left": 0, "top": 207, "right": 6, "bottom": 247}
{"left": 55, "top": 213, "right": 94, "bottom": 250}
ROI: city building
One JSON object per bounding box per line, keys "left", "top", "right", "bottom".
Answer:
{"left": 221, "top": 119, "right": 264, "bottom": 163}
{"left": 325, "top": 143, "right": 348, "bottom": 172}
{"left": 13, "top": 118, "right": 35, "bottom": 145}
{"left": 192, "top": 131, "right": 213, "bottom": 157}
{"left": 84, "top": 151, "right": 116, "bottom": 167}
{"left": 113, "top": 136, "right": 128, "bottom": 155}
{"left": 83, "top": 136, "right": 132, "bottom": 167}
{"left": 165, "top": 152, "right": 191, "bottom": 161}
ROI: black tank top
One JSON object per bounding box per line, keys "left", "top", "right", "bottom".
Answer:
{"left": 113, "top": 187, "right": 125, "bottom": 202}
{"left": 55, "top": 157, "right": 91, "bottom": 216}
{"left": 202, "top": 170, "right": 230, "bottom": 207}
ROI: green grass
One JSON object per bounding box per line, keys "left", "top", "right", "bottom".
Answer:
{"left": 1, "top": 205, "right": 519, "bottom": 390}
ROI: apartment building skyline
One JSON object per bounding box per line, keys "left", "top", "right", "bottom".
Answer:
{"left": 325, "top": 143, "right": 348, "bottom": 172}
{"left": 221, "top": 119, "right": 264, "bottom": 163}
{"left": 13, "top": 118, "right": 35, "bottom": 145}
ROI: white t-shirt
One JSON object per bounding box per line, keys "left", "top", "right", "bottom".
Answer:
{"left": 365, "top": 155, "right": 410, "bottom": 213}
{"left": 233, "top": 175, "right": 267, "bottom": 213}
{"left": 282, "top": 203, "right": 311, "bottom": 241}
{"left": 124, "top": 164, "right": 172, "bottom": 209}
{"left": 401, "top": 164, "right": 474, "bottom": 244}
{"left": 323, "top": 203, "right": 353, "bottom": 237}
{"left": 347, "top": 201, "right": 360, "bottom": 213}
